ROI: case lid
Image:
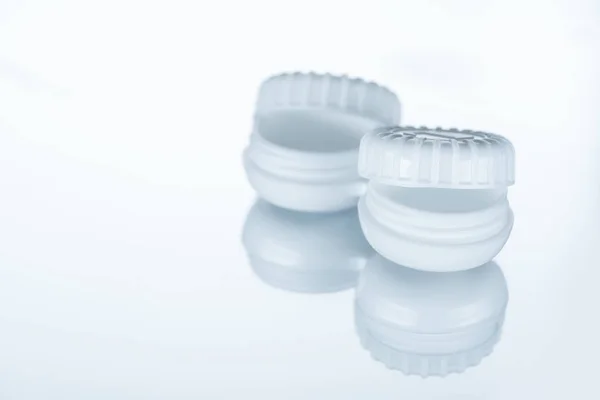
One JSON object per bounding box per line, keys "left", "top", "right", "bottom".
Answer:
{"left": 358, "top": 126, "right": 515, "bottom": 189}
{"left": 255, "top": 72, "right": 401, "bottom": 126}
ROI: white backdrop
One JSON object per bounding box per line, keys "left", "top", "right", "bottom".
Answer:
{"left": 0, "top": 1, "right": 598, "bottom": 399}
{"left": 0, "top": 0, "right": 597, "bottom": 188}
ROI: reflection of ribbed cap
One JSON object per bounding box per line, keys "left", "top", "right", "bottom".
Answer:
{"left": 354, "top": 255, "right": 508, "bottom": 377}
{"left": 355, "top": 304, "right": 503, "bottom": 378}
{"left": 255, "top": 72, "right": 401, "bottom": 125}
{"left": 358, "top": 126, "right": 515, "bottom": 189}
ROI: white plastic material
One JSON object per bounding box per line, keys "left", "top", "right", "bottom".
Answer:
{"left": 355, "top": 255, "right": 508, "bottom": 377}
{"left": 359, "top": 126, "right": 515, "bottom": 189}
{"left": 358, "top": 126, "right": 515, "bottom": 271}
{"left": 241, "top": 200, "right": 374, "bottom": 293}
{"left": 243, "top": 72, "right": 401, "bottom": 212}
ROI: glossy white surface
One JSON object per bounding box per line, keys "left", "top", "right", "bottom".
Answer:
{"left": 0, "top": 0, "right": 598, "bottom": 399}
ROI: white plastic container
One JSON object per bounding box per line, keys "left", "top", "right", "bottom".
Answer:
{"left": 358, "top": 126, "right": 515, "bottom": 271}
{"left": 241, "top": 200, "right": 374, "bottom": 293}
{"left": 355, "top": 254, "right": 508, "bottom": 377}
{"left": 243, "top": 72, "right": 401, "bottom": 212}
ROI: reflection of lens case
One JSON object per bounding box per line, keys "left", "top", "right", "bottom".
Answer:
{"left": 242, "top": 200, "right": 373, "bottom": 293}
{"left": 355, "top": 255, "right": 508, "bottom": 377}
